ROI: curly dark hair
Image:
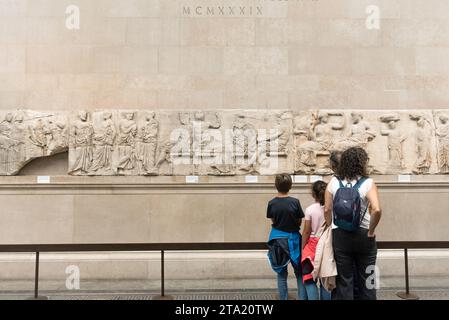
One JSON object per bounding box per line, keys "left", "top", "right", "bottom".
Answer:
{"left": 337, "top": 147, "right": 369, "bottom": 180}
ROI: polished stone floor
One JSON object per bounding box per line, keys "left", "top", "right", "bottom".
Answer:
{"left": 1, "top": 277, "right": 448, "bottom": 300}
{"left": 0, "top": 289, "right": 448, "bottom": 300}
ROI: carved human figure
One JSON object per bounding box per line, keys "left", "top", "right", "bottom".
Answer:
{"left": 264, "top": 112, "right": 291, "bottom": 156}
{"left": 293, "top": 115, "right": 310, "bottom": 140}
{"left": 192, "top": 111, "right": 221, "bottom": 153}
{"left": 47, "top": 119, "right": 68, "bottom": 153}
{"left": 334, "top": 112, "right": 376, "bottom": 151}
{"left": 296, "top": 113, "right": 344, "bottom": 172}
{"left": 411, "top": 117, "right": 432, "bottom": 174}
{"left": 232, "top": 114, "right": 258, "bottom": 174}
{"left": 293, "top": 113, "right": 316, "bottom": 171}
{"left": 191, "top": 111, "right": 222, "bottom": 174}
{"left": 0, "top": 114, "right": 13, "bottom": 174}
{"left": 436, "top": 114, "right": 449, "bottom": 174}
{"left": 192, "top": 112, "right": 208, "bottom": 156}
{"left": 116, "top": 112, "right": 138, "bottom": 173}
{"left": 90, "top": 112, "right": 116, "bottom": 173}
{"left": 29, "top": 118, "right": 50, "bottom": 154}
{"left": 172, "top": 112, "right": 192, "bottom": 157}
{"left": 179, "top": 112, "right": 191, "bottom": 126}
{"left": 380, "top": 119, "right": 406, "bottom": 171}
{"left": 350, "top": 113, "right": 376, "bottom": 143}
{"left": 314, "top": 113, "right": 344, "bottom": 150}
{"left": 69, "top": 111, "right": 94, "bottom": 174}
{"left": 0, "top": 113, "right": 22, "bottom": 174}
{"left": 194, "top": 111, "right": 221, "bottom": 129}
{"left": 137, "top": 112, "right": 159, "bottom": 175}
{"left": 0, "top": 113, "right": 13, "bottom": 135}
{"left": 155, "top": 140, "right": 174, "bottom": 175}
{"left": 232, "top": 114, "right": 256, "bottom": 156}
{"left": 12, "top": 113, "right": 26, "bottom": 162}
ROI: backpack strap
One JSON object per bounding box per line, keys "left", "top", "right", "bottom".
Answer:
{"left": 353, "top": 177, "right": 367, "bottom": 190}
{"left": 338, "top": 177, "right": 355, "bottom": 188}
{"left": 354, "top": 177, "right": 369, "bottom": 224}
{"left": 337, "top": 178, "right": 345, "bottom": 189}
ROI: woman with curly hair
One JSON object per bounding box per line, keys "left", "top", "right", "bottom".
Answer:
{"left": 324, "top": 147, "right": 382, "bottom": 300}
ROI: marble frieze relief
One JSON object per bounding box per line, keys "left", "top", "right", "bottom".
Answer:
{"left": 1, "top": 109, "right": 449, "bottom": 176}
{"left": 0, "top": 110, "right": 68, "bottom": 175}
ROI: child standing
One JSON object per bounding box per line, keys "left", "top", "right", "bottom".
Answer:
{"left": 267, "top": 174, "right": 306, "bottom": 300}
{"left": 301, "top": 181, "right": 332, "bottom": 300}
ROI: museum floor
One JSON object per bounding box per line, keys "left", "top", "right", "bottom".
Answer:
{"left": 0, "top": 277, "right": 448, "bottom": 300}
{"left": 1, "top": 290, "right": 448, "bottom": 300}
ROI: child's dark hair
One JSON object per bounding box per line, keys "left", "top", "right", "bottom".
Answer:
{"left": 329, "top": 150, "right": 342, "bottom": 172}
{"left": 312, "top": 181, "right": 327, "bottom": 206}
{"left": 275, "top": 174, "right": 292, "bottom": 194}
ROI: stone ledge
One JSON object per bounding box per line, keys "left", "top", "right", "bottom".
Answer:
{"left": 0, "top": 174, "right": 448, "bottom": 186}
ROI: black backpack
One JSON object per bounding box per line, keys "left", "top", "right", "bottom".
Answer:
{"left": 333, "top": 178, "right": 367, "bottom": 232}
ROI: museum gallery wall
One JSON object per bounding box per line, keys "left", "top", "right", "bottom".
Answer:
{"left": 1, "top": 109, "right": 448, "bottom": 176}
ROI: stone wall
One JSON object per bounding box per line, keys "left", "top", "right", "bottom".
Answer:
{"left": 1, "top": 0, "right": 449, "bottom": 110}
{"left": 0, "top": 176, "right": 448, "bottom": 243}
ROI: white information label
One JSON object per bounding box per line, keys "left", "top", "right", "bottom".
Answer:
{"left": 37, "top": 176, "right": 51, "bottom": 184}
{"left": 245, "top": 176, "right": 258, "bottom": 183}
{"left": 294, "top": 175, "right": 308, "bottom": 183}
{"left": 185, "top": 176, "right": 199, "bottom": 184}
{"left": 398, "top": 175, "right": 411, "bottom": 183}
{"left": 310, "top": 175, "right": 324, "bottom": 183}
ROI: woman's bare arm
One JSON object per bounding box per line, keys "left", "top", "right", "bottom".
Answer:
{"left": 366, "top": 182, "right": 382, "bottom": 237}
{"left": 324, "top": 189, "right": 333, "bottom": 227}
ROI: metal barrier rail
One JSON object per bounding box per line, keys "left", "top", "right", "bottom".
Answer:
{"left": 0, "top": 241, "right": 448, "bottom": 300}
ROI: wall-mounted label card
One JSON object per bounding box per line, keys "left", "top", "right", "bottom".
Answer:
{"left": 310, "top": 175, "right": 324, "bottom": 183}
{"left": 245, "top": 176, "right": 258, "bottom": 183}
{"left": 398, "top": 175, "right": 411, "bottom": 183}
{"left": 37, "top": 176, "right": 51, "bottom": 184}
{"left": 186, "top": 176, "right": 199, "bottom": 184}
{"left": 294, "top": 175, "right": 308, "bottom": 183}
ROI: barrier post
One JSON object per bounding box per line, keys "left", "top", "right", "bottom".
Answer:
{"left": 27, "top": 251, "right": 48, "bottom": 300}
{"left": 152, "top": 250, "right": 173, "bottom": 300}
{"left": 396, "top": 248, "right": 419, "bottom": 300}
{"left": 34, "top": 251, "right": 39, "bottom": 299}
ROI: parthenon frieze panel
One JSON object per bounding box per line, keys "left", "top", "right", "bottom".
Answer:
{"left": 0, "top": 110, "right": 68, "bottom": 176}
{"left": 1, "top": 109, "right": 448, "bottom": 176}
